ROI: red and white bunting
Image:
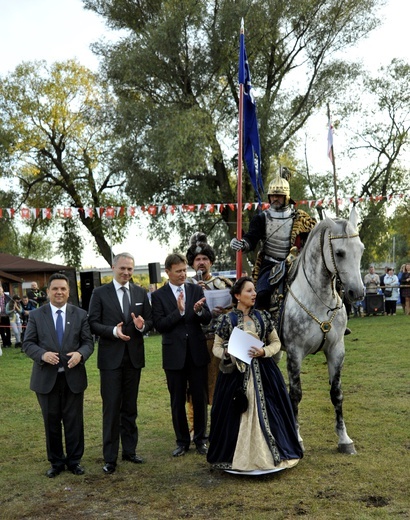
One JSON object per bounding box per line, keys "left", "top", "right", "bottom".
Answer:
{"left": 0, "top": 193, "right": 407, "bottom": 220}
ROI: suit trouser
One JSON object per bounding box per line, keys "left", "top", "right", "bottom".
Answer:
{"left": 187, "top": 335, "right": 219, "bottom": 432}
{"left": 165, "top": 347, "right": 208, "bottom": 448}
{"left": 36, "top": 372, "right": 84, "bottom": 468}
{"left": 100, "top": 348, "right": 141, "bottom": 464}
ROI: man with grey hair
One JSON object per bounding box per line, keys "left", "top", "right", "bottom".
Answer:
{"left": 88, "top": 252, "right": 153, "bottom": 474}
{"left": 363, "top": 265, "right": 380, "bottom": 295}
{"left": 27, "top": 281, "right": 47, "bottom": 307}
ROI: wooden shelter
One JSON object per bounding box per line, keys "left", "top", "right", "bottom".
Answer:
{"left": 0, "top": 253, "right": 78, "bottom": 306}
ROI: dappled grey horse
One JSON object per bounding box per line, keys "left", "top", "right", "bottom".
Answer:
{"left": 280, "top": 208, "right": 364, "bottom": 454}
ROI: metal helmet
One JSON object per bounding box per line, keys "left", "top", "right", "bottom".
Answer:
{"left": 267, "top": 175, "right": 293, "bottom": 205}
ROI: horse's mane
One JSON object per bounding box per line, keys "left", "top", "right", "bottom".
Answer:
{"left": 289, "top": 217, "right": 351, "bottom": 281}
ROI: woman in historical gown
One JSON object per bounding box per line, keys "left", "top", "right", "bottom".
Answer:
{"left": 207, "top": 277, "right": 303, "bottom": 473}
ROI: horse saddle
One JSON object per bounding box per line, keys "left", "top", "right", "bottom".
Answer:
{"left": 268, "top": 260, "right": 286, "bottom": 286}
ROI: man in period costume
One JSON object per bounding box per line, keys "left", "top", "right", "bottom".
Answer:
{"left": 186, "top": 233, "right": 233, "bottom": 437}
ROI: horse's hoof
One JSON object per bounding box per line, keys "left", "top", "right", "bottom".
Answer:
{"left": 338, "top": 442, "right": 357, "bottom": 455}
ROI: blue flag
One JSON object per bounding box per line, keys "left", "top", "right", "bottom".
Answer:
{"left": 238, "top": 29, "right": 263, "bottom": 204}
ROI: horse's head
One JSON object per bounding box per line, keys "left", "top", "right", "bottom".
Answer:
{"left": 322, "top": 208, "right": 364, "bottom": 303}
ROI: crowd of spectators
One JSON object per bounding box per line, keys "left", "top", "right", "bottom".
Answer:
{"left": 349, "top": 263, "right": 410, "bottom": 317}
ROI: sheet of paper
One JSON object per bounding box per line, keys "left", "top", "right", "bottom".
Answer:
{"left": 227, "top": 326, "right": 264, "bottom": 365}
{"left": 204, "top": 288, "right": 231, "bottom": 311}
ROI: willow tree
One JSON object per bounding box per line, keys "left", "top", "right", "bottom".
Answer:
{"left": 83, "top": 0, "right": 382, "bottom": 257}
{"left": 0, "top": 59, "right": 128, "bottom": 266}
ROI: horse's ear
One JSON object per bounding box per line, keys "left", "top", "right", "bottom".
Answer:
{"left": 349, "top": 206, "right": 359, "bottom": 232}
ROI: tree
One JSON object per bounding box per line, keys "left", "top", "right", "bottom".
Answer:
{"left": 0, "top": 59, "right": 129, "bottom": 266}
{"left": 84, "top": 0, "right": 382, "bottom": 256}
{"left": 0, "top": 187, "right": 20, "bottom": 255}
{"left": 387, "top": 202, "right": 410, "bottom": 270}
{"left": 339, "top": 59, "right": 410, "bottom": 267}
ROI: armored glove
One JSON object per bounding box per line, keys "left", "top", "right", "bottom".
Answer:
{"left": 230, "top": 238, "right": 247, "bottom": 252}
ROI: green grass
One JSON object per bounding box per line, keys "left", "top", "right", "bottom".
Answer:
{"left": 0, "top": 313, "right": 409, "bottom": 519}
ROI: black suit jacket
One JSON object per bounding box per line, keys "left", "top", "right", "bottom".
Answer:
{"left": 88, "top": 282, "right": 153, "bottom": 370}
{"left": 151, "top": 283, "right": 211, "bottom": 370}
{"left": 23, "top": 303, "right": 94, "bottom": 394}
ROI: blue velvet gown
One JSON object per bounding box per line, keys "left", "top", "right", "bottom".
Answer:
{"left": 207, "top": 309, "right": 303, "bottom": 471}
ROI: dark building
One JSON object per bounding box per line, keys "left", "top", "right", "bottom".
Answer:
{"left": 0, "top": 253, "right": 78, "bottom": 306}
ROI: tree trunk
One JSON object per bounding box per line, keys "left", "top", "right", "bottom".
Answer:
{"left": 78, "top": 213, "right": 114, "bottom": 266}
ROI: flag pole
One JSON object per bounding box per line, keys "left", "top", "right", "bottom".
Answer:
{"left": 236, "top": 20, "right": 244, "bottom": 279}
{"left": 327, "top": 103, "right": 339, "bottom": 217}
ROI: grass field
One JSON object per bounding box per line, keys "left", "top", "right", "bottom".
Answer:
{"left": 0, "top": 313, "right": 409, "bottom": 519}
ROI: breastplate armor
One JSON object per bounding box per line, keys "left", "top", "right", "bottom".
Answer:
{"left": 263, "top": 208, "right": 293, "bottom": 259}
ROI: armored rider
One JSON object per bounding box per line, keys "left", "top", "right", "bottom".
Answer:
{"left": 230, "top": 174, "right": 316, "bottom": 323}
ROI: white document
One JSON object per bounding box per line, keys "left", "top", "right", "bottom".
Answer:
{"left": 204, "top": 288, "right": 231, "bottom": 311}
{"left": 227, "top": 327, "right": 264, "bottom": 365}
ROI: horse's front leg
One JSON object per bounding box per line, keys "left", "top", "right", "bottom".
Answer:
{"left": 286, "top": 351, "right": 304, "bottom": 451}
{"left": 327, "top": 346, "right": 357, "bottom": 455}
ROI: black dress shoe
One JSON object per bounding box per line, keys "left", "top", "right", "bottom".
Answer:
{"left": 46, "top": 465, "right": 64, "bottom": 478}
{"left": 195, "top": 443, "right": 208, "bottom": 455}
{"left": 172, "top": 446, "right": 188, "bottom": 457}
{"left": 103, "top": 462, "right": 116, "bottom": 474}
{"left": 68, "top": 463, "right": 85, "bottom": 475}
{"left": 122, "top": 454, "right": 144, "bottom": 464}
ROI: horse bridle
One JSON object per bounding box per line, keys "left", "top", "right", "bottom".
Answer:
{"left": 321, "top": 229, "right": 360, "bottom": 297}
{"left": 287, "top": 227, "right": 360, "bottom": 350}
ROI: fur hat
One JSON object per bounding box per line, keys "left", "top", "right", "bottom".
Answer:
{"left": 186, "top": 232, "right": 215, "bottom": 267}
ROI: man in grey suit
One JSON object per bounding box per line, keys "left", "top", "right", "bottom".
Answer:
{"left": 151, "top": 253, "right": 211, "bottom": 457}
{"left": 23, "top": 273, "right": 94, "bottom": 478}
{"left": 88, "top": 252, "right": 153, "bottom": 474}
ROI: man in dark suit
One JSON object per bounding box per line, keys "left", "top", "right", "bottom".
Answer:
{"left": 88, "top": 252, "right": 153, "bottom": 474}
{"left": 151, "top": 253, "right": 211, "bottom": 457}
{"left": 22, "top": 273, "right": 94, "bottom": 478}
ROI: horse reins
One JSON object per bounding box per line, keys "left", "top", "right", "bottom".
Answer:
{"left": 287, "top": 227, "right": 360, "bottom": 352}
